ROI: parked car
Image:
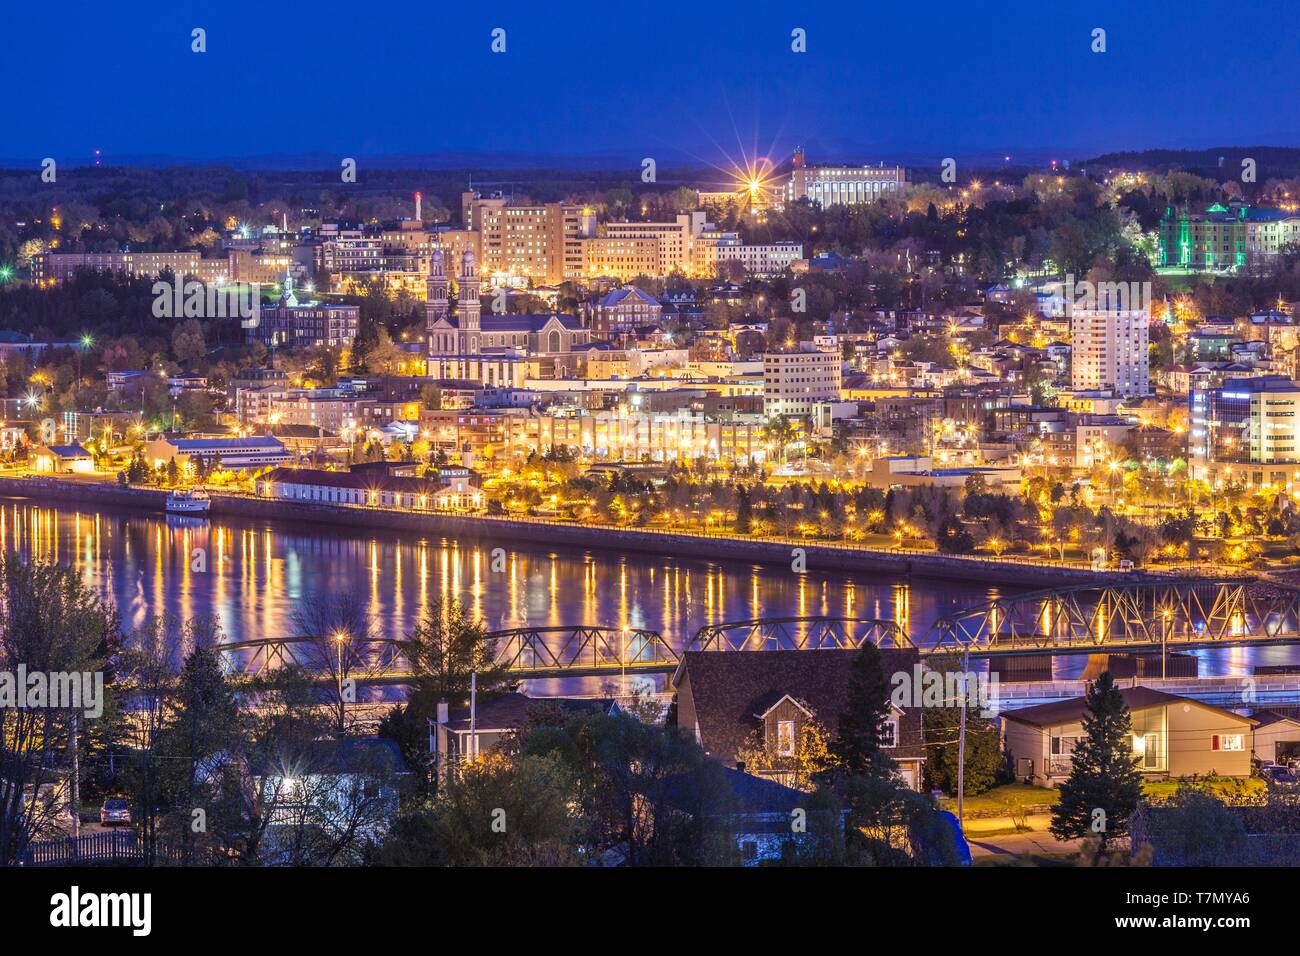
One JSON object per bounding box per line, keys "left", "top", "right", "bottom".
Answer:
{"left": 99, "top": 797, "right": 132, "bottom": 826}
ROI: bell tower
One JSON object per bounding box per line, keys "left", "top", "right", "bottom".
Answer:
{"left": 458, "top": 250, "right": 481, "bottom": 354}
{"left": 424, "top": 250, "right": 450, "bottom": 354}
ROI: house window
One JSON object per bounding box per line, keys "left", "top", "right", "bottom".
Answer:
{"left": 776, "top": 720, "right": 795, "bottom": 756}
{"left": 881, "top": 718, "right": 898, "bottom": 748}
{"left": 1212, "top": 734, "right": 1244, "bottom": 751}
{"left": 1050, "top": 735, "right": 1079, "bottom": 757}
{"left": 1133, "top": 733, "right": 1160, "bottom": 769}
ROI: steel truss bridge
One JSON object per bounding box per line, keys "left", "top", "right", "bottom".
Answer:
{"left": 216, "top": 579, "right": 1300, "bottom": 683}
{"left": 929, "top": 578, "right": 1300, "bottom": 659}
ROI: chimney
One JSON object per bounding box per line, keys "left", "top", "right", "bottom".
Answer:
{"left": 436, "top": 699, "right": 449, "bottom": 724}
{"left": 415, "top": 192, "right": 423, "bottom": 223}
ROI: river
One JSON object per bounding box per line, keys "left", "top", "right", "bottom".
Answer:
{"left": 0, "top": 496, "right": 1291, "bottom": 692}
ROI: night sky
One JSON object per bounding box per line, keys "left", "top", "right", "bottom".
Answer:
{"left": 3, "top": 0, "right": 1298, "bottom": 167}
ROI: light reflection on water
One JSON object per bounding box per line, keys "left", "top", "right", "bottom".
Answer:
{"left": 3, "top": 498, "right": 1294, "bottom": 688}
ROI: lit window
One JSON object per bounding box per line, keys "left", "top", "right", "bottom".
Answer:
{"left": 776, "top": 720, "right": 795, "bottom": 756}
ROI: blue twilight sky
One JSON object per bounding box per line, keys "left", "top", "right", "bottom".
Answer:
{"left": 1, "top": 0, "right": 1298, "bottom": 169}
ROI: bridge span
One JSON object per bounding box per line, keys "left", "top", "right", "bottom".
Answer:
{"left": 216, "top": 579, "right": 1300, "bottom": 693}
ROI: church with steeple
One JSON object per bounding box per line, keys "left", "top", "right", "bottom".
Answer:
{"left": 424, "top": 249, "right": 588, "bottom": 386}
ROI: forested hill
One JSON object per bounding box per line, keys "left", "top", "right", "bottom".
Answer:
{"left": 1079, "top": 147, "right": 1300, "bottom": 180}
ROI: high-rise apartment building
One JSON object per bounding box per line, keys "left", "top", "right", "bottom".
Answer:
{"left": 462, "top": 191, "right": 589, "bottom": 284}
{"left": 1070, "top": 308, "right": 1150, "bottom": 398}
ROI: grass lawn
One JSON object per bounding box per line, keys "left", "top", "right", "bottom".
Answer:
{"left": 1141, "top": 776, "right": 1266, "bottom": 802}
{"left": 939, "top": 782, "right": 1057, "bottom": 816}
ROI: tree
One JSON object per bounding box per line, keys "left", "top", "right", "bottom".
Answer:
{"left": 403, "top": 597, "right": 516, "bottom": 721}
{"left": 1140, "top": 785, "right": 1247, "bottom": 866}
{"left": 921, "top": 656, "right": 1003, "bottom": 796}
{"left": 422, "top": 752, "right": 578, "bottom": 866}
{"left": 519, "top": 709, "right": 737, "bottom": 866}
{"left": 1049, "top": 672, "right": 1143, "bottom": 853}
{"left": 735, "top": 710, "right": 830, "bottom": 792}
{"left": 734, "top": 485, "right": 753, "bottom": 534}
{"left": 171, "top": 319, "right": 207, "bottom": 364}
{"left": 0, "top": 558, "right": 118, "bottom": 864}
{"left": 826, "top": 643, "right": 896, "bottom": 777}
{"left": 154, "top": 642, "right": 244, "bottom": 861}
{"left": 291, "top": 592, "right": 377, "bottom": 736}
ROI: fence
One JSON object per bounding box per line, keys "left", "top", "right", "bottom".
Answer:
{"left": 20, "top": 830, "right": 216, "bottom": 866}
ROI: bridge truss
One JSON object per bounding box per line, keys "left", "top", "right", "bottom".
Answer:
{"left": 929, "top": 578, "right": 1300, "bottom": 657}
{"left": 689, "top": 616, "right": 911, "bottom": 653}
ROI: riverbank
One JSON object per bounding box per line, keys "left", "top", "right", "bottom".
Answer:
{"left": 0, "top": 475, "right": 1162, "bottom": 587}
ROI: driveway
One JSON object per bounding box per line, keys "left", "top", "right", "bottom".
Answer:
{"left": 963, "top": 814, "right": 1084, "bottom": 860}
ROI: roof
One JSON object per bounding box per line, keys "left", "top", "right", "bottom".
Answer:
{"left": 1002, "top": 686, "right": 1260, "bottom": 729}
{"left": 660, "top": 766, "right": 813, "bottom": 820}
{"left": 440, "top": 692, "right": 616, "bottom": 733}
{"left": 260, "top": 466, "right": 476, "bottom": 495}
{"left": 166, "top": 436, "right": 287, "bottom": 452}
{"left": 1251, "top": 710, "right": 1300, "bottom": 729}
{"left": 41, "top": 442, "right": 90, "bottom": 458}
{"left": 252, "top": 736, "right": 409, "bottom": 777}
{"left": 436, "top": 313, "right": 584, "bottom": 333}
{"left": 599, "top": 287, "right": 661, "bottom": 308}
{"left": 673, "top": 648, "right": 925, "bottom": 764}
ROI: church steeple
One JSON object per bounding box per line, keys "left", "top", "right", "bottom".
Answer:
{"left": 458, "top": 250, "right": 481, "bottom": 354}
{"left": 425, "top": 249, "right": 449, "bottom": 327}
{"left": 281, "top": 268, "right": 298, "bottom": 307}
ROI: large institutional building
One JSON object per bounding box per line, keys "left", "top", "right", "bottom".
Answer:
{"left": 784, "top": 148, "right": 908, "bottom": 208}
{"left": 32, "top": 251, "right": 232, "bottom": 286}
{"left": 1158, "top": 202, "right": 1300, "bottom": 272}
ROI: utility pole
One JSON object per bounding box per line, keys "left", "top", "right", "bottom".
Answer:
{"left": 957, "top": 646, "right": 969, "bottom": 826}
{"left": 469, "top": 670, "right": 478, "bottom": 760}
{"left": 70, "top": 710, "right": 81, "bottom": 841}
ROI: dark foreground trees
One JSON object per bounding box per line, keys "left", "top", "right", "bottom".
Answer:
{"left": 1049, "top": 672, "right": 1143, "bottom": 853}
{"left": 0, "top": 558, "right": 118, "bottom": 865}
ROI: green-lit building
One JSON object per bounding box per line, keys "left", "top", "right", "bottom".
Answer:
{"left": 1158, "top": 202, "right": 1248, "bottom": 271}
{"left": 1159, "top": 202, "right": 1300, "bottom": 272}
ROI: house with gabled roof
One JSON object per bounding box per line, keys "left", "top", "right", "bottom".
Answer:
{"left": 670, "top": 648, "right": 926, "bottom": 791}
{"left": 1003, "top": 686, "right": 1259, "bottom": 787}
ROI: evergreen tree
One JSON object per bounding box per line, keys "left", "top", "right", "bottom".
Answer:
{"left": 827, "top": 643, "right": 896, "bottom": 777}
{"left": 1049, "top": 672, "right": 1143, "bottom": 852}
{"left": 734, "top": 485, "right": 753, "bottom": 534}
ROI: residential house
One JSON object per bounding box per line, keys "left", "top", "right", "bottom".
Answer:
{"left": 247, "top": 737, "right": 410, "bottom": 852}
{"left": 659, "top": 766, "right": 845, "bottom": 866}
{"left": 1250, "top": 710, "right": 1300, "bottom": 764}
{"left": 1003, "top": 686, "right": 1260, "bottom": 787}
{"left": 430, "top": 693, "right": 618, "bottom": 783}
{"left": 671, "top": 648, "right": 927, "bottom": 791}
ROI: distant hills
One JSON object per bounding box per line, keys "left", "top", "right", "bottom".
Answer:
{"left": 1077, "top": 147, "right": 1300, "bottom": 180}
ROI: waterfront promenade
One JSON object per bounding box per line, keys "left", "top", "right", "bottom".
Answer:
{"left": 0, "top": 475, "right": 1222, "bottom": 589}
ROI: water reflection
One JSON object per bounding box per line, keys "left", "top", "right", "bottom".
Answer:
{"left": 6, "top": 498, "right": 1297, "bottom": 684}
{"left": 0, "top": 498, "right": 996, "bottom": 653}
